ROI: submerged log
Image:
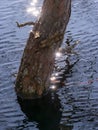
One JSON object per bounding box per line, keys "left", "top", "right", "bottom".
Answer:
{"left": 15, "top": 0, "right": 71, "bottom": 99}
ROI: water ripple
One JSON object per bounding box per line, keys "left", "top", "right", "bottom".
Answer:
{"left": 0, "top": 0, "right": 98, "bottom": 130}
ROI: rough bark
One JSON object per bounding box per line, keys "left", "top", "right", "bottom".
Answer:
{"left": 15, "top": 0, "right": 71, "bottom": 99}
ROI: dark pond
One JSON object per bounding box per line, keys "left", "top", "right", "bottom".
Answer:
{"left": 0, "top": 0, "right": 98, "bottom": 130}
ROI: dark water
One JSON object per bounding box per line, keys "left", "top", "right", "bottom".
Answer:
{"left": 0, "top": 0, "right": 98, "bottom": 130}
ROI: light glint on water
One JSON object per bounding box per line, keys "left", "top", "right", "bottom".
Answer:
{"left": 30, "top": 0, "right": 37, "bottom": 5}
{"left": 50, "top": 76, "right": 56, "bottom": 81}
{"left": 27, "top": 0, "right": 41, "bottom": 17}
{"left": 50, "top": 85, "right": 56, "bottom": 90}
{"left": 55, "top": 52, "right": 62, "bottom": 58}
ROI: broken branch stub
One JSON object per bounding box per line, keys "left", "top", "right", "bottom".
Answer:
{"left": 15, "top": 0, "right": 71, "bottom": 99}
{"left": 16, "top": 21, "right": 35, "bottom": 28}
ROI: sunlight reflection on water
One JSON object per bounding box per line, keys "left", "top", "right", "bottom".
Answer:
{"left": 0, "top": 0, "right": 98, "bottom": 129}
{"left": 27, "top": 0, "right": 41, "bottom": 17}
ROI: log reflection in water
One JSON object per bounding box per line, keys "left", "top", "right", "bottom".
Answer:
{"left": 18, "top": 93, "right": 62, "bottom": 130}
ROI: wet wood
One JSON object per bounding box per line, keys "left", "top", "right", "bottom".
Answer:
{"left": 15, "top": 0, "right": 71, "bottom": 99}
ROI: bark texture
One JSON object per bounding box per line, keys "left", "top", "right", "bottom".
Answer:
{"left": 15, "top": 0, "right": 71, "bottom": 99}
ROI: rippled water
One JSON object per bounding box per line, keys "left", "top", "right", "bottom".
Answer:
{"left": 0, "top": 0, "right": 98, "bottom": 130}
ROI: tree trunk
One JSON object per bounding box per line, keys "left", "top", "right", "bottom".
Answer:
{"left": 15, "top": 0, "right": 71, "bottom": 99}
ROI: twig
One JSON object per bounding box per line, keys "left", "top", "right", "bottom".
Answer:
{"left": 16, "top": 21, "right": 35, "bottom": 28}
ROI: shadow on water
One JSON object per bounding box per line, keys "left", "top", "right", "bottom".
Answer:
{"left": 18, "top": 92, "right": 62, "bottom": 130}
{"left": 59, "top": 58, "right": 79, "bottom": 85}
{"left": 0, "top": 0, "right": 98, "bottom": 129}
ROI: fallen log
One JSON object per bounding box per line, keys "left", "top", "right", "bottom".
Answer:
{"left": 15, "top": 0, "right": 71, "bottom": 99}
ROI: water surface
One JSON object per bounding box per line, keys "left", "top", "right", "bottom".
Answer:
{"left": 0, "top": 0, "right": 98, "bottom": 130}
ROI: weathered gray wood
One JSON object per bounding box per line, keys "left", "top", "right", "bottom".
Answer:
{"left": 15, "top": 0, "right": 71, "bottom": 99}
